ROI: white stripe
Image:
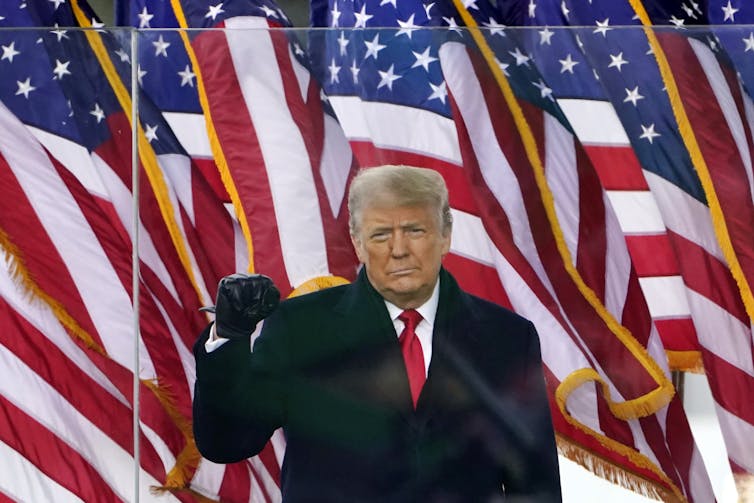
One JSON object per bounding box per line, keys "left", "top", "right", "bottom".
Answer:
{"left": 690, "top": 39, "right": 754, "bottom": 195}
{"left": 328, "top": 95, "right": 462, "bottom": 165}
{"left": 163, "top": 112, "right": 213, "bottom": 159}
{"left": 643, "top": 171, "right": 725, "bottom": 263}
{"left": 557, "top": 99, "right": 629, "bottom": 146}
{"left": 0, "top": 441, "right": 84, "bottom": 503}
{"left": 689, "top": 440, "right": 718, "bottom": 503}
{"left": 715, "top": 402, "right": 754, "bottom": 474}
{"left": 544, "top": 113, "right": 579, "bottom": 267}
{"left": 603, "top": 191, "right": 634, "bottom": 325}
{"left": 249, "top": 457, "right": 283, "bottom": 503}
{"left": 320, "top": 113, "right": 352, "bottom": 218}
{"left": 740, "top": 83, "right": 754, "bottom": 203}
{"left": 0, "top": 104, "right": 155, "bottom": 378}
{"left": 440, "top": 42, "right": 554, "bottom": 299}
{"left": 605, "top": 191, "right": 666, "bottom": 234}
{"left": 638, "top": 276, "right": 692, "bottom": 319}
{"left": 190, "top": 458, "right": 225, "bottom": 500}
{"left": 687, "top": 289, "right": 754, "bottom": 377}
{"left": 0, "top": 345, "right": 180, "bottom": 502}
{"left": 226, "top": 16, "right": 330, "bottom": 288}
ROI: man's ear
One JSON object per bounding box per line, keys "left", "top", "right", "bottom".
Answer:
{"left": 440, "top": 228, "right": 451, "bottom": 257}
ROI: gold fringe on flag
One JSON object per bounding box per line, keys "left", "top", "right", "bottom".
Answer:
{"left": 666, "top": 350, "right": 704, "bottom": 374}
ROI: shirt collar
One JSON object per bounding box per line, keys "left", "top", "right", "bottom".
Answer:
{"left": 384, "top": 278, "right": 440, "bottom": 327}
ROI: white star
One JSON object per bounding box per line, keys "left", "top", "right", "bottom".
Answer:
{"left": 608, "top": 52, "right": 628, "bottom": 71}
{"left": 50, "top": 24, "right": 69, "bottom": 42}
{"left": 561, "top": 1, "right": 570, "bottom": 19}
{"left": 396, "top": 14, "right": 418, "bottom": 38}
{"left": 337, "top": 31, "right": 349, "bottom": 56}
{"left": 206, "top": 3, "right": 225, "bottom": 21}
{"left": 260, "top": 5, "right": 278, "bottom": 18}
{"left": 354, "top": 4, "right": 373, "bottom": 28}
{"left": 380, "top": 0, "right": 397, "bottom": 6}
{"left": 428, "top": 81, "right": 447, "bottom": 103}
{"left": 138, "top": 6, "right": 153, "bottom": 28}
{"left": 528, "top": 0, "right": 537, "bottom": 18}
{"left": 293, "top": 43, "right": 305, "bottom": 57}
{"left": 623, "top": 86, "right": 644, "bottom": 106}
{"left": 681, "top": 3, "right": 697, "bottom": 18}
{"left": 328, "top": 58, "right": 341, "bottom": 83}
{"left": 330, "top": 2, "right": 341, "bottom": 27}
{"left": 484, "top": 18, "right": 506, "bottom": 37}
{"left": 495, "top": 57, "right": 510, "bottom": 76}
{"left": 91, "top": 18, "right": 105, "bottom": 31}
{"left": 377, "top": 64, "right": 401, "bottom": 90}
{"left": 669, "top": 16, "right": 685, "bottom": 27}
{"left": 412, "top": 46, "right": 437, "bottom": 71}
{"left": 639, "top": 123, "right": 660, "bottom": 143}
{"left": 594, "top": 18, "right": 611, "bottom": 37}
{"left": 559, "top": 54, "right": 578, "bottom": 73}
{"left": 509, "top": 47, "right": 530, "bottom": 66}
{"left": 15, "top": 78, "right": 35, "bottom": 99}
{"left": 114, "top": 49, "right": 130, "bottom": 63}
{"left": 443, "top": 17, "right": 463, "bottom": 34}
{"left": 424, "top": 3, "right": 435, "bottom": 18}
{"left": 363, "top": 34, "right": 386, "bottom": 60}
{"left": 1, "top": 42, "right": 20, "bottom": 63}
{"left": 152, "top": 35, "right": 170, "bottom": 57}
{"left": 575, "top": 34, "right": 584, "bottom": 53}
{"left": 90, "top": 103, "right": 105, "bottom": 123}
{"left": 532, "top": 79, "right": 553, "bottom": 100}
{"left": 538, "top": 26, "right": 554, "bottom": 45}
{"left": 178, "top": 64, "right": 196, "bottom": 87}
{"left": 49, "top": 0, "right": 65, "bottom": 10}
{"left": 707, "top": 36, "right": 719, "bottom": 52}
{"left": 690, "top": 0, "right": 702, "bottom": 14}
{"left": 722, "top": 0, "right": 738, "bottom": 22}
{"left": 52, "top": 59, "right": 71, "bottom": 79}
{"left": 144, "top": 124, "right": 159, "bottom": 143}
{"left": 350, "top": 59, "right": 360, "bottom": 83}
{"left": 744, "top": 33, "right": 754, "bottom": 52}
{"left": 137, "top": 65, "right": 147, "bottom": 86}
{"left": 462, "top": 0, "right": 479, "bottom": 10}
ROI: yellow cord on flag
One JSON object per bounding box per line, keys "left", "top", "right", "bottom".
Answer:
{"left": 630, "top": 0, "right": 754, "bottom": 326}
{"left": 169, "top": 0, "right": 256, "bottom": 274}
{"left": 69, "top": 1, "right": 209, "bottom": 307}
{"left": 449, "top": 0, "right": 674, "bottom": 420}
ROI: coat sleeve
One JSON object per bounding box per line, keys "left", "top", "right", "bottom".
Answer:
{"left": 192, "top": 313, "right": 289, "bottom": 463}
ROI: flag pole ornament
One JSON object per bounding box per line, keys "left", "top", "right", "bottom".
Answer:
{"left": 450, "top": 1, "right": 686, "bottom": 499}
{"left": 629, "top": 0, "right": 754, "bottom": 327}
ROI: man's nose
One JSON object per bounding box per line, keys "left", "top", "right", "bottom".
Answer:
{"left": 390, "top": 231, "right": 409, "bottom": 257}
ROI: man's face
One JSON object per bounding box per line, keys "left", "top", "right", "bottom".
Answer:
{"left": 351, "top": 201, "right": 451, "bottom": 309}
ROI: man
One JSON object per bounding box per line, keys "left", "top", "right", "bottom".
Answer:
{"left": 193, "top": 165, "right": 561, "bottom": 502}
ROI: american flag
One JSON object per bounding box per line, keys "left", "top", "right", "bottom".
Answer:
{"left": 307, "top": 0, "right": 714, "bottom": 500}
{"left": 514, "top": 0, "right": 754, "bottom": 496}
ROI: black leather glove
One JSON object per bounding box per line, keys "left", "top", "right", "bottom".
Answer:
{"left": 200, "top": 273, "right": 280, "bottom": 339}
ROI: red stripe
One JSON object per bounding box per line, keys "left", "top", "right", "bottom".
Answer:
{"left": 443, "top": 253, "right": 511, "bottom": 309}
{"left": 654, "top": 318, "right": 699, "bottom": 354}
{"left": 625, "top": 234, "right": 679, "bottom": 277}
{"left": 0, "top": 396, "right": 122, "bottom": 502}
{"left": 582, "top": 145, "right": 649, "bottom": 190}
{"left": 660, "top": 33, "right": 754, "bottom": 300}
{"left": 217, "top": 462, "right": 252, "bottom": 502}
{"left": 702, "top": 350, "right": 754, "bottom": 426}
{"left": 193, "top": 30, "right": 290, "bottom": 293}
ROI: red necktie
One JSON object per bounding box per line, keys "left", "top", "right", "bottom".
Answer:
{"left": 398, "top": 309, "right": 425, "bottom": 408}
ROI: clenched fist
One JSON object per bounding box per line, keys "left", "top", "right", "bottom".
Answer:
{"left": 201, "top": 273, "right": 280, "bottom": 339}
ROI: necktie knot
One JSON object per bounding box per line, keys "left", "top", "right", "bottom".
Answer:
{"left": 398, "top": 309, "right": 422, "bottom": 335}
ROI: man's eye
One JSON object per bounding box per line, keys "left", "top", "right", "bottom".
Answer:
{"left": 408, "top": 228, "right": 426, "bottom": 236}
{"left": 370, "top": 232, "right": 389, "bottom": 241}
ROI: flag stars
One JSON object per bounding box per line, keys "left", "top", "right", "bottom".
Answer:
{"left": 396, "top": 14, "right": 419, "bottom": 38}
{"left": 337, "top": 31, "right": 349, "bottom": 56}
{"left": 49, "top": 0, "right": 65, "bottom": 10}
{"left": 328, "top": 58, "right": 341, "bottom": 83}
{"left": 330, "top": 2, "right": 341, "bottom": 27}
{"left": 1, "top": 41, "right": 20, "bottom": 63}
{"left": 496, "top": 57, "right": 510, "bottom": 76}
{"left": 90, "top": 103, "right": 105, "bottom": 123}
{"left": 178, "top": 64, "right": 196, "bottom": 87}
{"left": 137, "top": 65, "right": 147, "bottom": 85}
{"left": 293, "top": 42, "right": 305, "bottom": 57}
{"left": 744, "top": 33, "right": 754, "bottom": 52}
{"left": 608, "top": 52, "right": 628, "bottom": 71}
{"left": 559, "top": 53, "right": 578, "bottom": 73}
{"left": 114, "top": 48, "right": 130, "bottom": 63}
{"left": 354, "top": 4, "right": 373, "bottom": 28}
{"left": 484, "top": 18, "right": 506, "bottom": 37}
{"left": 669, "top": 16, "right": 685, "bottom": 28}
{"left": 528, "top": 0, "right": 537, "bottom": 18}
{"left": 561, "top": 1, "right": 570, "bottom": 19}
{"left": 206, "top": 3, "right": 225, "bottom": 21}
{"left": 380, "top": 0, "right": 398, "bottom": 7}
{"left": 363, "top": 34, "right": 386, "bottom": 60}
{"left": 721, "top": 0, "right": 738, "bottom": 22}
{"left": 424, "top": 2, "right": 435, "bottom": 18}
{"left": 593, "top": 18, "right": 611, "bottom": 37}
{"left": 377, "top": 64, "right": 401, "bottom": 90}
{"left": 350, "top": 59, "right": 360, "bottom": 83}
{"left": 639, "top": 123, "right": 660, "bottom": 143}
{"left": 462, "top": 0, "right": 479, "bottom": 10}
{"left": 681, "top": 3, "right": 697, "bottom": 18}
{"left": 152, "top": 35, "right": 170, "bottom": 57}
{"left": 532, "top": 79, "right": 553, "bottom": 100}
{"left": 52, "top": 59, "right": 71, "bottom": 79}
{"left": 15, "top": 77, "right": 35, "bottom": 98}
{"left": 412, "top": 46, "right": 437, "bottom": 71}
{"left": 443, "top": 17, "right": 462, "bottom": 34}
{"left": 144, "top": 124, "right": 159, "bottom": 143}
{"left": 138, "top": 6, "right": 153, "bottom": 28}
{"left": 509, "top": 47, "right": 530, "bottom": 67}
{"left": 259, "top": 4, "right": 278, "bottom": 18}
{"left": 623, "top": 86, "right": 644, "bottom": 106}
{"left": 50, "top": 24, "right": 69, "bottom": 42}
{"left": 428, "top": 81, "right": 447, "bottom": 103}
{"left": 539, "top": 26, "right": 554, "bottom": 45}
